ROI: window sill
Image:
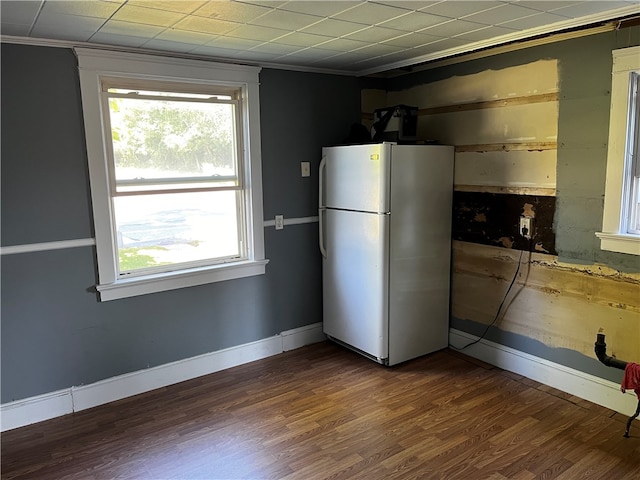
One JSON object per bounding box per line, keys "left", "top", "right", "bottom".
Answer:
{"left": 96, "top": 259, "right": 269, "bottom": 301}
{"left": 595, "top": 232, "right": 640, "bottom": 256}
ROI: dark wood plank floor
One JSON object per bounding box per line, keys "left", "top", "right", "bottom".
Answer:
{"left": 2, "top": 341, "right": 639, "bottom": 479}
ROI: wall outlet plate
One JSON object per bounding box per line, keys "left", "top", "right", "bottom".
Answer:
{"left": 519, "top": 216, "right": 532, "bottom": 239}
{"left": 275, "top": 215, "right": 284, "bottom": 230}
{"left": 301, "top": 162, "right": 310, "bottom": 177}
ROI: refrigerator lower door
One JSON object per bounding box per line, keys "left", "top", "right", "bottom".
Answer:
{"left": 323, "top": 208, "right": 389, "bottom": 362}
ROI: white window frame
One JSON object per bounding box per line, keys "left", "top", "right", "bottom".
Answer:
{"left": 76, "top": 48, "right": 268, "bottom": 301}
{"left": 597, "top": 46, "right": 640, "bottom": 256}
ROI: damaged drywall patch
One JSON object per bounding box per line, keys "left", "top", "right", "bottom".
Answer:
{"left": 522, "top": 202, "right": 535, "bottom": 218}
{"left": 452, "top": 191, "right": 556, "bottom": 254}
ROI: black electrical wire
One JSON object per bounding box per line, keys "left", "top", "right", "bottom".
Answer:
{"left": 451, "top": 232, "right": 534, "bottom": 351}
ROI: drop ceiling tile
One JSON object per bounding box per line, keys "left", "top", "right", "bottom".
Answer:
{"left": 421, "top": 1, "right": 504, "bottom": 19}
{"left": 325, "top": 50, "right": 380, "bottom": 63}
{"left": 418, "top": 18, "right": 488, "bottom": 37}
{"left": 143, "top": 38, "right": 199, "bottom": 53}
{"left": 381, "top": 32, "right": 445, "bottom": 48}
{"left": 193, "top": 1, "right": 272, "bottom": 23}
{"left": 343, "top": 26, "right": 408, "bottom": 43}
{"left": 332, "top": 2, "right": 411, "bottom": 25}
{"left": 299, "top": 18, "right": 367, "bottom": 37}
{"left": 155, "top": 28, "right": 212, "bottom": 45}
{"left": 270, "top": 31, "right": 333, "bottom": 47}
{"left": 0, "top": 23, "right": 32, "bottom": 36}
{"left": 515, "top": 1, "right": 583, "bottom": 13}
{"left": 99, "top": 19, "right": 166, "bottom": 38}
{"left": 233, "top": 49, "right": 288, "bottom": 62}
{"left": 275, "top": 47, "right": 343, "bottom": 62}
{"left": 0, "top": 1, "right": 42, "bottom": 25}
{"left": 224, "top": 23, "right": 289, "bottom": 42}
{"left": 248, "top": 9, "right": 322, "bottom": 30}
{"left": 128, "top": 1, "right": 205, "bottom": 14}
{"left": 203, "top": 36, "right": 263, "bottom": 50}
{"left": 173, "top": 16, "right": 239, "bottom": 35}
{"left": 111, "top": 4, "right": 183, "bottom": 27}
{"left": 378, "top": 11, "right": 450, "bottom": 32}
{"left": 462, "top": 4, "right": 542, "bottom": 25}
{"left": 416, "top": 36, "right": 474, "bottom": 52}
{"left": 313, "top": 37, "right": 370, "bottom": 52}
{"left": 352, "top": 57, "right": 393, "bottom": 70}
{"left": 31, "top": 21, "right": 101, "bottom": 42}
{"left": 453, "top": 25, "right": 518, "bottom": 42}
{"left": 248, "top": 42, "right": 303, "bottom": 55}
{"left": 188, "top": 44, "right": 249, "bottom": 57}
{"left": 308, "top": 55, "right": 359, "bottom": 69}
{"left": 351, "top": 42, "right": 402, "bottom": 57}
{"left": 498, "top": 11, "right": 570, "bottom": 30}
{"left": 1, "top": 0, "right": 635, "bottom": 76}
{"left": 90, "top": 31, "right": 150, "bottom": 47}
{"left": 31, "top": 12, "right": 104, "bottom": 38}
{"left": 278, "top": 1, "right": 362, "bottom": 17}
{"left": 371, "top": 49, "right": 423, "bottom": 65}
{"left": 548, "top": 2, "right": 634, "bottom": 18}
{"left": 376, "top": 1, "right": 441, "bottom": 11}
{"left": 246, "top": 1, "right": 289, "bottom": 8}
{"left": 41, "top": 0, "right": 123, "bottom": 18}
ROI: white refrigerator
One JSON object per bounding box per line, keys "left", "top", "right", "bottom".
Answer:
{"left": 319, "top": 143, "right": 454, "bottom": 366}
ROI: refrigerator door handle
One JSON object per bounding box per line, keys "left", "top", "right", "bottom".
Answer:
{"left": 319, "top": 156, "right": 328, "bottom": 258}
{"left": 319, "top": 208, "right": 327, "bottom": 258}
{"left": 319, "top": 155, "right": 327, "bottom": 208}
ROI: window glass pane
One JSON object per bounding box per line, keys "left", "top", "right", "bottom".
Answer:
{"left": 108, "top": 87, "right": 232, "bottom": 101}
{"left": 108, "top": 97, "right": 237, "bottom": 185}
{"left": 626, "top": 72, "right": 640, "bottom": 234}
{"left": 630, "top": 176, "right": 640, "bottom": 234}
{"left": 114, "top": 191, "right": 242, "bottom": 274}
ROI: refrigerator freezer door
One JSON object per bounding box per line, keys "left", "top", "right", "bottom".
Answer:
{"left": 323, "top": 208, "right": 389, "bottom": 361}
{"left": 322, "top": 143, "right": 391, "bottom": 213}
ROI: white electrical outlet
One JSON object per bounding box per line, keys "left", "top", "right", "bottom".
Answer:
{"left": 275, "top": 215, "right": 284, "bottom": 230}
{"left": 519, "top": 216, "right": 532, "bottom": 239}
{"left": 301, "top": 162, "right": 310, "bottom": 177}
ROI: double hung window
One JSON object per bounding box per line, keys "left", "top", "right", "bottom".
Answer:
{"left": 76, "top": 49, "right": 267, "bottom": 300}
{"left": 624, "top": 72, "right": 640, "bottom": 235}
{"left": 597, "top": 46, "right": 640, "bottom": 255}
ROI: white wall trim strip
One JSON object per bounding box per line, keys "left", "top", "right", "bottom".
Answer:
{"left": 449, "top": 328, "right": 639, "bottom": 418}
{"left": 0, "top": 323, "right": 325, "bottom": 432}
{"left": 263, "top": 216, "right": 319, "bottom": 228}
{"left": 0, "top": 238, "right": 96, "bottom": 256}
{"left": 0, "top": 216, "right": 319, "bottom": 256}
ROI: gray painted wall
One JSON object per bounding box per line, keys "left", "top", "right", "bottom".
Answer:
{"left": 1, "top": 44, "right": 361, "bottom": 403}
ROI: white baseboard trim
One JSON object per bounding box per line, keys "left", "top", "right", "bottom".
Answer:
{"left": 6, "top": 326, "right": 633, "bottom": 432}
{"left": 0, "top": 389, "right": 74, "bottom": 432}
{"left": 1, "top": 323, "right": 326, "bottom": 432}
{"left": 449, "top": 328, "right": 639, "bottom": 418}
{"left": 282, "top": 323, "right": 328, "bottom": 351}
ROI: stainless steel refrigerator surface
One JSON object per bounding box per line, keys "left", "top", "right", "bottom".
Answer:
{"left": 319, "top": 143, "right": 454, "bottom": 365}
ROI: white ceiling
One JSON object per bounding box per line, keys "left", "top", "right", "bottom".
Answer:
{"left": 2, "top": 1, "right": 639, "bottom": 76}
